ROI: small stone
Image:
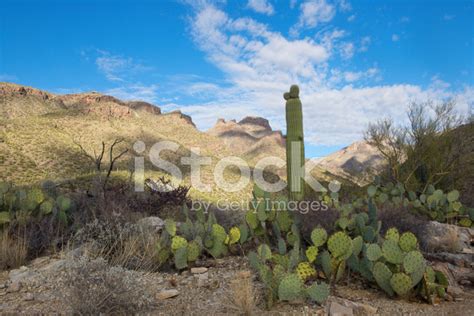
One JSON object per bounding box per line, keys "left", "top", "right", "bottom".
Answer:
{"left": 447, "top": 286, "right": 464, "bottom": 297}
{"left": 7, "top": 281, "right": 21, "bottom": 293}
{"left": 0, "top": 283, "right": 6, "bottom": 289}
{"left": 191, "top": 267, "right": 208, "bottom": 274}
{"left": 157, "top": 289, "right": 179, "bottom": 300}
{"left": 24, "top": 293, "right": 34, "bottom": 301}
{"left": 330, "top": 301, "right": 353, "bottom": 316}
{"left": 197, "top": 272, "right": 209, "bottom": 280}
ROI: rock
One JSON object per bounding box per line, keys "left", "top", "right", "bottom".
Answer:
{"left": 191, "top": 267, "right": 208, "bottom": 274}
{"left": 0, "top": 283, "right": 6, "bottom": 289}
{"left": 328, "top": 298, "right": 377, "bottom": 316}
{"left": 9, "top": 267, "right": 37, "bottom": 284}
{"left": 24, "top": 293, "right": 34, "bottom": 301}
{"left": 329, "top": 301, "right": 354, "bottom": 316}
{"left": 137, "top": 216, "right": 165, "bottom": 233}
{"left": 157, "top": 289, "right": 179, "bottom": 300}
{"left": 447, "top": 286, "right": 464, "bottom": 297}
{"left": 421, "top": 221, "right": 472, "bottom": 253}
{"left": 197, "top": 272, "right": 209, "bottom": 280}
{"left": 39, "top": 259, "right": 66, "bottom": 273}
{"left": 30, "top": 256, "right": 50, "bottom": 267}
{"left": 7, "top": 281, "right": 21, "bottom": 293}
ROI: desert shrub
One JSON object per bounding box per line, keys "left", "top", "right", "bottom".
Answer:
{"left": 225, "top": 270, "right": 258, "bottom": 316}
{"left": 0, "top": 229, "right": 28, "bottom": 270}
{"left": 71, "top": 218, "right": 161, "bottom": 271}
{"left": 61, "top": 257, "right": 154, "bottom": 315}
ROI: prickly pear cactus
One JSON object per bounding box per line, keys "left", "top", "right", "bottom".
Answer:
{"left": 306, "top": 282, "right": 330, "bottom": 304}
{"left": 296, "top": 262, "right": 316, "bottom": 281}
{"left": 310, "top": 227, "right": 327, "bottom": 247}
{"left": 305, "top": 246, "right": 318, "bottom": 263}
{"left": 187, "top": 240, "right": 201, "bottom": 262}
{"left": 278, "top": 273, "right": 303, "bottom": 301}
{"left": 327, "top": 231, "right": 353, "bottom": 259}
{"left": 403, "top": 250, "right": 425, "bottom": 274}
{"left": 385, "top": 227, "right": 400, "bottom": 242}
{"left": 174, "top": 246, "right": 188, "bottom": 270}
{"left": 399, "top": 232, "right": 418, "bottom": 252}
{"left": 227, "top": 227, "right": 241, "bottom": 245}
{"left": 366, "top": 244, "right": 382, "bottom": 261}
{"left": 382, "top": 239, "right": 403, "bottom": 264}
{"left": 165, "top": 219, "right": 177, "bottom": 236}
{"left": 373, "top": 262, "right": 394, "bottom": 296}
{"left": 284, "top": 84, "right": 305, "bottom": 201}
{"left": 171, "top": 236, "right": 188, "bottom": 252}
{"left": 258, "top": 244, "right": 272, "bottom": 261}
{"left": 390, "top": 273, "right": 413, "bottom": 296}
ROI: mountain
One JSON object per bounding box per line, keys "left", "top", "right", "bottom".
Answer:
{"left": 313, "top": 141, "right": 384, "bottom": 186}
{"left": 1, "top": 82, "right": 387, "bottom": 202}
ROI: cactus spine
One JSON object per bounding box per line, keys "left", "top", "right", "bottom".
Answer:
{"left": 284, "top": 85, "right": 305, "bottom": 201}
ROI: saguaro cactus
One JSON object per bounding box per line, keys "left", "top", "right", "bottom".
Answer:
{"left": 284, "top": 84, "right": 305, "bottom": 201}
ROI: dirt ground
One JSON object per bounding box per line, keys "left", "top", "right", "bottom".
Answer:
{"left": 1, "top": 255, "right": 473, "bottom": 315}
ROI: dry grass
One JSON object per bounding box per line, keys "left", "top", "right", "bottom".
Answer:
{"left": 225, "top": 270, "right": 258, "bottom": 316}
{"left": 0, "top": 230, "right": 28, "bottom": 271}
{"left": 72, "top": 219, "right": 161, "bottom": 272}
{"left": 61, "top": 256, "right": 154, "bottom": 315}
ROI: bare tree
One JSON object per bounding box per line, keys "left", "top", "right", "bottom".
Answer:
{"left": 365, "top": 100, "right": 466, "bottom": 191}
{"left": 364, "top": 118, "right": 407, "bottom": 182}
{"left": 74, "top": 138, "right": 129, "bottom": 194}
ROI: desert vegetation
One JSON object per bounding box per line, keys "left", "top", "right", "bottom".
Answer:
{"left": 0, "top": 84, "right": 473, "bottom": 315}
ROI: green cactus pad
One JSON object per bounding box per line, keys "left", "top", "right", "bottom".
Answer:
{"left": 390, "top": 273, "right": 413, "bottom": 296}
{"left": 174, "top": 247, "right": 188, "bottom": 270}
{"left": 362, "top": 226, "right": 376, "bottom": 243}
{"left": 245, "top": 211, "right": 258, "bottom": 230}
{"left": 403, "top": 251, "right": 425, "bottom": 274}
{"left": 165, "top": 219, "right": 177, "bottom": 236}
{"left": 352, "top": 236, "right": 363, "bottom": 256}
{"left": 276, "top": 210, "right": 292, "bottom": 232}
{"left": 399, "top": 232, "right": 418, "bottom": 252}
{"left": 296, "top": 262, "right": 316, "bottom": 281}
{"left": 40, "top": 199, "right": 54, "bottom": 215}
{"left": 212, "top": 224, "right": 227, "bottom": 242}
{"left": 319, "top": 250, "right": 332, "bottom": 279}
{"left": 306, "top": 282, "right": 330, "bottom": 304}
{"left": 187, "top": 240, "right": 201, "bottom": 262}
{"left": 435, "top": 270, "right": 449, "bottom": 287}
{"left": 278, "top": 274, "right": 303, "bottom": 301}
{"left": 258, "top": 244, "right": 272, "bottom": 261}
{"left": 306, "top": 246, "right": 318, "bottom": 263}
{"left": 458, "top": 218, "right": 472, "bottom": 227}
{"left": 310, "top": 227, "right": 328, "bottom": 247}
{"left": 447, "top": 190, "right": 460, "bottom": 202}
{"left": 327, "top": 231, "right": 352, "bottom": 259}
{"left": 228, "top": 227, "right": 240, "bottom": 245}
{"left": 385, "top": 227, "right": 400, "bottom": 242}
{"left": 366, "top": 244, "right": 382, "bottom": 261}
{"left": 56, "top": 195, "right": 71, "bottom": 212}
{"left": 25, "top": 188, "right": 44, "bottom": 211}
{"left": 373, "top": 262, "right": 394, "bottom": 296}
{"left": 278, "top": 238, "right": 287, "bottom": 255}
{"left": 382, "top": 239, "right": 403, "bottom": 264}
{"left": 171, "top": 236, "right": 188, "bottom": 252}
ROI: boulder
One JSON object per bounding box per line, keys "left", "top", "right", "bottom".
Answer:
{"left": 137, "top": 216, "right": 165, "bottom": 234}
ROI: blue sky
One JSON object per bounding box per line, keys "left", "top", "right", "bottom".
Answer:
{"left": 1, "top": 0, "right": 473, "bottom": 157}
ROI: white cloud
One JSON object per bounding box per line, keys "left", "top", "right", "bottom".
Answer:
{"left": 290, "top": 0, "right": 298, "bottom": 9}
{"left": 104, "top": 84, "right": 160, "bottom": 103}
{"left": 247, "top": 0, "right": 275, "bottom": 15}
{"left": 178, "top": 3, "right": 474, "bottom": 148}
{"left": 340, "top": 42, "right": 354, "bottom": 59}
{"left": 291, "top": 0, "right": 335, "bottom": 35}
{"left": 95, "top": 50, "right": 152, "bottom": 82}
{"left": 347, "top": 14, "right": 355, "bottom": 22}
{"left": 391, "top": 34, "right": 400, "bottom": 42}
{"left": 337, "top": 0, "right": 351, "bottom": 12}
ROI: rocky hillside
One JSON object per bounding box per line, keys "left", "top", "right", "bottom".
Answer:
{"left": 207, "top": 117, "right": 286, "bottom": 163}
{"left": 314, "top": 141, "right": 384, "bottom": 186}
